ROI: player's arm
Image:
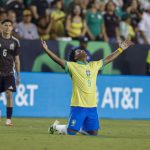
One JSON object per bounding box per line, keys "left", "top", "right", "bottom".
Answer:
{"left": 103, "top": 40, "right": 134, "bottom": 65}
{"left": 15, "top": 55, "right": 20, "bottom": 85}
{"left": 41, "top": 39, "right": 65, "bottom": 69}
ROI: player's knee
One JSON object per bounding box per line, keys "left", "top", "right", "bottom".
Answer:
{"left": 67, "top": 128, "right": 78, "bottom": 135}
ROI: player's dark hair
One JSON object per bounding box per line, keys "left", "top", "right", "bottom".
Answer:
{"left": 1, "top": 19, "right": 13, "bottom": 25}
{"left": 68, "top": 46, "right": 91, "bottom": 62}
{"left": 68, "top": 47, "right": 78, "bottom": 62}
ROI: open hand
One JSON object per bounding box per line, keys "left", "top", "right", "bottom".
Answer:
{"left": 119, "top": 39, "right": 134, "bottom": 51}
{"left": 41, "top": 39, "right": 48, "bottom": 51}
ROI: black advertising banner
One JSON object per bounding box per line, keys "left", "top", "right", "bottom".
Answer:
{"left": 20, "top": 40, "right": 149, "bottom": 75}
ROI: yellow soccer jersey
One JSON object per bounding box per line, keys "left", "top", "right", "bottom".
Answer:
{"left": 65, "top": 60, "right": 104, "bottom": 107}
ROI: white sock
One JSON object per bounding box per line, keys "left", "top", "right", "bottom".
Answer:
{"left": 55, "top": 125, "right": 68, "bottom": 134}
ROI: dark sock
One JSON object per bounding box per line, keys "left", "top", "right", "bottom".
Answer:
{"left": 7, "top": 107, "right": 13, "bottom": 119}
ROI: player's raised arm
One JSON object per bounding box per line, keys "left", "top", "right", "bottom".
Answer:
{"left": 103, "top": 39, "right": 134, "bottom": 65}
{"left": 41, "top": 39, "right": 66, "bottom": 69}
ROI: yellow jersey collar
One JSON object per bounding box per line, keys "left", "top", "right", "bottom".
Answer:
{"left": 77, "top": 61, "right": 88, "bottom": 65}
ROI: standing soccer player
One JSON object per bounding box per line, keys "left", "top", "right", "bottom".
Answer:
{"left": 41, "top": 39, "right": 133, "bottom": 135}
{"left": 0, "top": 19, "right": 20, "bottom": 126}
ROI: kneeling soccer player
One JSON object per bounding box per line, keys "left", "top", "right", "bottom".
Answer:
{"left": 41, "top": 39, "right": 133, "bottom": 135}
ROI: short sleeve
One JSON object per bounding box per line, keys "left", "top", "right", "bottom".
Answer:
{"left": 14, "top": 39, "right": 20, "bottom": 56}
{"left": 65, "top": 61, "right": 72, "bottom": 75}
{"left": 65, "top": 61, "right": 69, "bottom": 72}
{"left": 92, "top": 59, "right": 104, "bottom": 71}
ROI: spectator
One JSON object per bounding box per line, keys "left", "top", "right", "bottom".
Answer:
{"left": 4, "top": 0, "right": 25, "bottom": 22}
{"left": 17, "top": 9, "right": 39, "bottom": 40}
{"left": 98, "top": 2, "right": 106, "bottom": 14}
{"left": 37, "top": 16, "right": 52, "bottom": 41}
{"left": 67, "top": 0, "right": 80, "bottom": 13}
{"left": 86, "top": 1, "right": 108, "bottom": 41}
{"left": 0, "top": 9, "right": 7, "bottom": 22}
{"left": 66, "top": 4, "right": 87, "bottom": 40}
{"left": 138, "top": 10, "right": 150, "bottom": 44}
{"left": 120, "top": 13, "right": 135, "bottom": 41}
{"left": 7, "top": 9, "right": 20, "bottom": 38}
{"left": 127, "top": 0, "right": 142, "bottom": 29}
{"left": 139, "top": 0, "right": 150, "bottom": 11}
{"left": 104, "top": 1, "right": 120, "bottom": 43}
{"left": 125, "top": 0, "right": 143, "bottom": 43}
{"left": 79, "top": 0, "right": 90, "bottom": 14}
{"left": 0, "top": 9, "right": 7, "bottom": 32}
{"left": 30, "top": 0, "right": 49, "bottom": 23}
{"left": 50, "top": 0, "right": 65, "bottom": 39}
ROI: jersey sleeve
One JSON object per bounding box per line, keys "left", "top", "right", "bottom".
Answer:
{"left": 92, "top": 59, "right": 104, "bottom": 71}
{"left": 65, "top": 61, "right": 72, "bottom": 76}
{"left": 14, "top": 39, "right": 20, "bottom": 56}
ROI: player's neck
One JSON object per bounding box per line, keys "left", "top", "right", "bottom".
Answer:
{"left": 2, "top": 32, "right": 11, "bottom": 39}
{"left": 78, "top": 58, "right": 87, "bottom": 63}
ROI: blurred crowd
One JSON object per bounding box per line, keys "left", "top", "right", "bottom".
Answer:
{"left": 0, "top": 0, "right": 150, "bottom": 44}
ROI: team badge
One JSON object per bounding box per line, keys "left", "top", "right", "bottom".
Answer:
{"left": 10, "top": 43, "right": 14, "bottom": 50}
{"left": 71, "top": 120, "right": 76, "bottom": 126}
{"left": 86, "top": 70, "right": 91, "bottom": 77}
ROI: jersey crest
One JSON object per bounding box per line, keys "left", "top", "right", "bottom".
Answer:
{"left": 10, "top": 43, "right": 15, "bottom": 50}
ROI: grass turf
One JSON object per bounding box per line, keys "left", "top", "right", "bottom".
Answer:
{"left": 0, "top": 118, "right": 150, "bottom": 150}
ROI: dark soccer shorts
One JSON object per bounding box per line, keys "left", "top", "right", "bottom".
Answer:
{"left": 68, "top": 106, "right": 100, "bottom": 131}
{"left": 0, "top": 75, "right": 16, "bottom": 93}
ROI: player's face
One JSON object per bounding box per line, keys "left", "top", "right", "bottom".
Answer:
{"left": 2, "top": 22, "right": 13, "bottom": 34}
{"left": 74, "top": 49, "right": 87, "bottom": 61}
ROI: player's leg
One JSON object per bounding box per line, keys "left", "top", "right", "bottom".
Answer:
{"left": 48, "top": 122, "right": 89, "bottom": 135}
{"left": 4, "top": 75, "right": 16, "bottom": 126}
{"left": 79, "top": 128, "right": 89, "bottom": 135}
{"left": 0, "top": 76, "right": 5, "bottom": 93}
{"left": 82, "top": 107, "right": 100, "bottom": 136}
{"left": 48, "top": 120, "right": 68, "bottom": 134}
{"left": 67, "top": 107, "right": 86, "bottom": 135}
{"left": 48, "top": 107, "right": 86, "bottom": 135}
{"left": 5, "top": 90, "right": 13, "bottom": 126}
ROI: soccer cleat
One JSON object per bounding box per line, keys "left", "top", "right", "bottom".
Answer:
{"left": 48, "top": 120, "right": 59, "bottom": 134}
{"left": 5, "top": 119, "right": 13, "bottom": 127}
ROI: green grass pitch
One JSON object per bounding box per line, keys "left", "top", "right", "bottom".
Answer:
{"left": 0, "top": 118, "right": 150, "bottom": 150}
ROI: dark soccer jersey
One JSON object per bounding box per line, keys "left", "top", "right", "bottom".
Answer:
{"left": 0, "top": 35, "right": 20, "bottom": 75}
